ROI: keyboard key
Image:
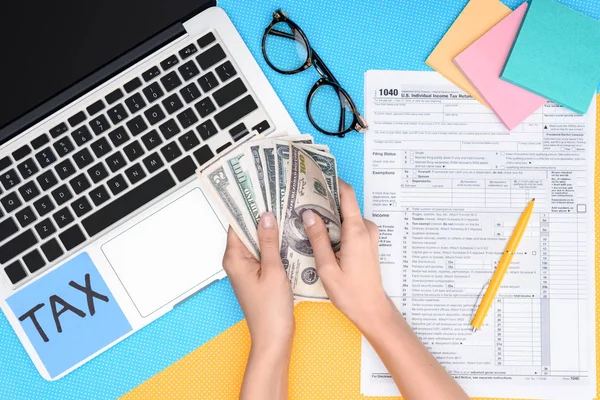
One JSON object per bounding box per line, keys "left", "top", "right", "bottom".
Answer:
{"left": 107, "top": 104, "right": 129, "bottom": 125}
{"left": 229, "top": 122, "right": 250, "bottom": 142}
{"left": 216, "top": 142, "right": 232, "bottom": 154}
{"left": 16, "top": 206, "right": 37, "bottom": 227}
{"left": 252, "top": 120, "right": 271, "bottom": 134}
{"left": 0, "top": 229, "right": 37, "bottom": 264}
{"left": 1, "top": 192, "right": 21, "bottom": 213}
{"left": 179, "top": 43, "right": 198, "bottom": 59}
{"left": 193, "top": 144, "right": 215, "bottom": 167}
{"left": 107, "top": 174, "right": 128, "bottom": 196}
{"left": 0, "top": 218, "right": 18, "bottom": 243}
{"left": 51, "top": 184, "right": 73, "bottom": 205}
{"left": 160, "top": 142, "right": 182, "bottom": 162}
{"left": 0, "top": 156, "right": 11, "bottom": 173}
{"left": 141, "top": 129, "right": 162, "bottom": 151}
{"left": 18, "top": 181, "right": 40, "bottom": 202}
{"left": 50, "top": 122, "right": 68, "bottom": 138}
{"left": 196, "top": 44, "right": 226, "bottom": 70}
{"left": 90, "top": 185, "right": 110, "bottom": 206}
{"left": 106, "top": 88, "right": 124, "bottom": 104}
{"left": 124, "top": 77, "right": 142, "bottom": 93}
{"left": 53, "top": 207, "right": 74, "bottom": 228}
{"left": 41, "top": 238, "right": 64, "bottom": 262}
{"left": 179, "top": 131, "right": 200, "bottom": 151}
{"left": 159, "top": 119, "right": 181, "bottom": 140}
{"left": 143, "top": 152, "right": 164, "bottom": 174}
{"left": 88, "top": 162, "right": 109, "bottom": 183}
{"left": 178, "top": 60, "right": 200, "bottom": 81}
{"left": 59, "top": 225, "right": 86, "bottom": 251}
{"left": 1, "top": 169, "right": 21, "bottom": 190}
{"left": 180, "top": 83, "right": 201, "bottom": 103}
{"left": 215, "top": 60, "right": 237, "bottom": 82}
{"left": 126, "top": 115, "right": 148, "bottom": 136}
{"left": 23, "top": 249, "right": 45, "bottom": 273}
{"left": 194, "top": 98, "right": 216, "bottom": 118}
{"left": 162, "top": 94, "right": 184, "bottom": 114}
{"left": 69, "top": 173, "right": 91, "bottom": 195}
{"left": 86, "top": 100, "right": 105, "bottom": 116}
{"left": 142, "top": 66, "right": 161, "bottom": 82}
{"left": 82, "top": 170, "right": 175, "bottom": 237}
{"left": 106, "top": 151, "right": 126, "bottom": 172}
{"left": 35, "top": 147, "right": 57, "bottom": 168}
{"left": 160, "top": 55, "right": 179, "bottom": 71}
{"left": 123, "top": 141, "right": 144, "bottom": 162}
{"left": 55, "top": 159, "right": 76, "bottom": 179}
{"left": 161, "top": 71, "right": 182, "bottom": 92}
{"left": 213, "top": 78, "right": 247, "bottom": 107}
{"left": 31, "top": 134, "right": 50, "bottom": 150}
{"left": 17, "top": 158, "right": 38, "bottom": 179}
{"left": 90, "top": 137, "right": 112, "bottom": 158}
{"left": 108, "top": 126, "right": 130, "bottom": 147}
{"left": 214, "top": 95, "right": 258, "bottom": 130}
{"left": 72, "top": 126, "right": 93, "bottom": 146}
{"left": 197, "top": 32, "right": 216, "bottom": 48}
{"left": 143, "top": 82, "right": 164, "bottom": 103}
{"left": 35, "top": 219, "right": 56, "bottom": 240}
{"left": 37, "top": 170, "right": 58, "bottom": 191}
{"left": 125, "top": 93, "right": 147, "bottom": 114}
{"left": 33, "top": 195, "right": 54, "bottom": 217}
{"left": 72, "top": 197, "right": 92, "bottom": 217}
{"left": 73, "top": 148, "right": 94, "bottom": 169}
{"left": 90, "top": 114, "right": 111, "bottom": 135}
{"left": 172, "top": 156, "right": 196, "bottom": 182}
{"left": 68, "top": 111, "right": 87, "bottom": 127}
{"left": 53, "top": 137, "right": 75, "bottom": 157}
{"left": 4, "top": 260, "right": 27, "bottom": 284}
{"left": 145, "top": 104, "right": 166, "bottom": 125}
{"left": 12, "top": 145, "right": 31, "bottom": 161}
{"left": 125, "top": 163, "right": 146, "bottom": 185}
{"left": 198, "top": 72, "right": 219, "bottom": 92}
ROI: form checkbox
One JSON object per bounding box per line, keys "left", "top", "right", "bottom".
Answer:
{"left": 577, "top": 204, "right": 586, "bottom": 213}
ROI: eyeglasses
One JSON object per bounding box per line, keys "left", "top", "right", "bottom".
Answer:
{"left": 262, "top": 10, "right": 368, "bottom": 138}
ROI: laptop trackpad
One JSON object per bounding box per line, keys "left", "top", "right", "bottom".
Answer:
{"left": 101, "top": 188, "right": 226, "bottom": 317}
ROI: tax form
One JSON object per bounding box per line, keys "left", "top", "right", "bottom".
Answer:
{"left": 361, "top": 71, "right": 596, "bottom": 399}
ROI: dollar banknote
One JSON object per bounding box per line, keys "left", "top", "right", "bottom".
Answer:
{"left": 297, "top": 145, "right": 340, "bottom": 216}
{"left": 279, "top": 145, "right": 342, "bottom": 300}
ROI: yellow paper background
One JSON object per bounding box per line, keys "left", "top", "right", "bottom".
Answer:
{"left": 123, "top": 96, "right": 600, "bottom": 400}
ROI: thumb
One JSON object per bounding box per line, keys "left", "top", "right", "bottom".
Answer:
{"left": 302, "top": 210, "right": 340, "bottom": 280}
{"left": 257, "top": 212, "right": 282, "bottom": 272}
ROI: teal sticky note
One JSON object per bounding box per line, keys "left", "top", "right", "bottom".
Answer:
{"left": 500, "top": 0, "right": 600, "bottom": 114}
{"left": 6, "top": 253, "right": 132, "bottom": 378}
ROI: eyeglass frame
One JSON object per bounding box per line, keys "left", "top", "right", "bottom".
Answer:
{"left": 261, "top": 10, "right": 368, "bottom": 138}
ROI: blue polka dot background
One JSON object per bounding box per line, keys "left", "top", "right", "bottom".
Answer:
{"left": 1, "top": 0, "right": 599, "bottom": 398}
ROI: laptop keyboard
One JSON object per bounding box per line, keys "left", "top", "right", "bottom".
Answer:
{"left": 0, "top": 30, "right": 273, "bottom": 287}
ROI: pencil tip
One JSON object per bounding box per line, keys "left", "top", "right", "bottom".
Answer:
{"left": 472, "top": 327, "right": 477, "bottom": 333}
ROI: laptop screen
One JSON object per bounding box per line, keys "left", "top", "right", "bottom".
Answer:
{"left": 0, "top": 0, "right": 212, "bottom": 132}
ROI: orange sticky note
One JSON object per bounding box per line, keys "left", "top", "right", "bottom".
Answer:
{"left": 425, "top": 0, "right": 512, "bottom": 106}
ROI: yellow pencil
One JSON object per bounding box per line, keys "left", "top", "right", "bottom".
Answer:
{"left": 471, "top": 198, "right": 535, "bottom": 332}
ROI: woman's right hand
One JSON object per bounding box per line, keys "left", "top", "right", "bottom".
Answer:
{"left": 301, "top": 180, "right": 392, "bottom": 331}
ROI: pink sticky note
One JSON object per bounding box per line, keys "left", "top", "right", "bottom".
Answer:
{"left": 453, "top": 3, "right": 548, "bottom": 130}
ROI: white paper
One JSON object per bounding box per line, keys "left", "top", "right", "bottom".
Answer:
{"left": 361, "top": 71, "right": 596, "bottom": 399}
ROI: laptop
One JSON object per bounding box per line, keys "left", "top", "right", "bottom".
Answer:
{"left": 0, "top": 0, "right": 298, "bottom": 380}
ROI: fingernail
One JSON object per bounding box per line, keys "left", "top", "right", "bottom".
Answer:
{"left": 302, "top": 210, "right": 316, "bottom": 227}
{"left": 261, "top": 212, "right": 275, "bottom": 229}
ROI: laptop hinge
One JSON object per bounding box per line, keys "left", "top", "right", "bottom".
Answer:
{"left": 0, "top": 23, "right": 186, "bottom": 146}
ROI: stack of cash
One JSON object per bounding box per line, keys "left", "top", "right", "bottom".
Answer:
{"left": 197, "top": 133, "right": 341, "bottom": 301}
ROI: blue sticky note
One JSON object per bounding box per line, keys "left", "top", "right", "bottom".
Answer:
{"left": 6, "top": 253, "right": 131, "bottom": 379}
{"left": 500, "top": 0, "right": 600, "bottom": 114}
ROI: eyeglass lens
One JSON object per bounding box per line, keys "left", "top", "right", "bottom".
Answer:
{"left": 309, "top": 84, "right": 355, "bottom": 134}
{"left": 264, "top": 22, "right": 309, "bottom": 72}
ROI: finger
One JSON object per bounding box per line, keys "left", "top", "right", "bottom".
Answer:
{"left": 302, "top": 210, "right": 341, "bottom": 279}
{"left": 257, "top": 212, "right": 282, "bottom": 273}
{"left": 364, "top": 219, "right": 380, "bottom": 256}
{"left": 222, "top": 226, "right": 254, "bottom": 274}
{"left": 338, "top": 179, "right": 363, "bottom": 222}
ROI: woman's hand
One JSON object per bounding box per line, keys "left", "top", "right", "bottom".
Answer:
{"left": 222, "top": 211, "right": 295, "bottom": 352}
{"left": 301, "top": 180, "right": 390, "bottom": 331}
